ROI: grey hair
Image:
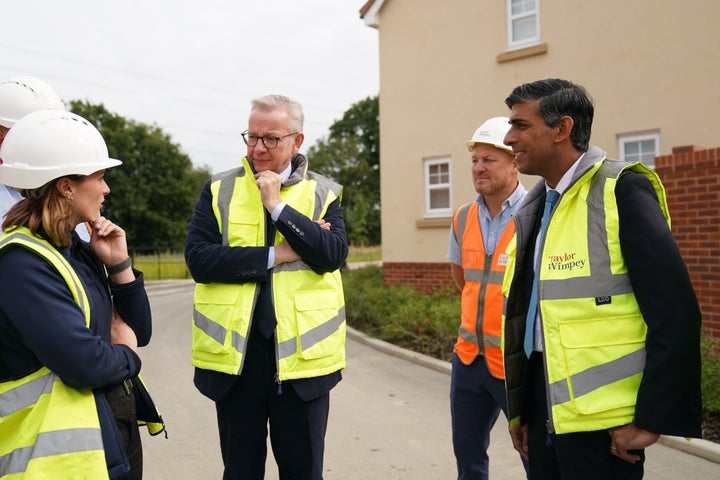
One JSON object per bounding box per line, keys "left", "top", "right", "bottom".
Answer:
{"left": 250, "top": 95, "right": 304, "bottom": 133}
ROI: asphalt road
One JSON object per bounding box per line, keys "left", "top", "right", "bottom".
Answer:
{"left": 138, "top": 280, "right": 720, "bottom": 479}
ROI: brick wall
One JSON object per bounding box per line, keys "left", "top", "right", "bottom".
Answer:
{"left": 383, "top": 262, "right": 456, "bottom": 293}
{"left": 655, "top": 146, "right": 720, "bottom": 336}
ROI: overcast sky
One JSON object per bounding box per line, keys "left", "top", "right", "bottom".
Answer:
{"left": 1, "top": 0, "right": 379, "bottom": 174}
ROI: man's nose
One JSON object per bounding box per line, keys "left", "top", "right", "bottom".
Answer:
{"left": 503, "top": 130, "right": 515, "bottom": 146}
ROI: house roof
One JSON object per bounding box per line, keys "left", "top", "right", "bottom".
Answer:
{"left": 359, "top": 0, "right": 377, "bottom": 18}
{"left": 359, "top": 0, "right": 385, "bottom": 27}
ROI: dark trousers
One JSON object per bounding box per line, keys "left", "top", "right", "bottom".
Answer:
{"left": 525, "top": 352, "right": 644, "bottom": 480}
{"left": 106, "top": 380, "right": 143, "bottom": 480}
{"left": 216, "top": 330, "right": 330, "bottom": 480}
{"left": 450, "top": 353, "right": 528, "bottom": 480}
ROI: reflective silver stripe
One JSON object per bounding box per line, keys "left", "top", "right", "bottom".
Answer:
{"left": 0, "top": 371, "right": 55, "bottom": 417}
{"left": 549, "top": 348, "right": 646, "bottom": 406}
{"left": 539, "top": 160, "right": 633, "bottom": 300}
{"left": 308, "top": 173, "right": 342, "bottom": 221}
{"left": 273, "top": 260, "right": 313, "bottom": 273}
{"left": 458, "top": 325, "right": 479, "bottom": 345}
{"left": 464, "top": 269, "right": 504, "bottom": 284}
{"left": 483, "top": 335, "right": 502, "bottom": 348}
{"left": 0, "top": 428, "right": 103, "bottom": 476}
{"left": 215, "top": 167, "right": 245, "bottom": 247}
{"left": 278, "top": 306, "right": 346, "bottom": 360}
{"left": 0, "top": 232, "right": 88, "bottom": 318}
{"left": 459, "top": 328, "right": 500, "bottom": 348}
{"left": 193, "top": 308, "right": 246, "bottom": 356}
{"left": 454, "top": 203, "right": 472, "bottom": 240}
{"left": 542, "top": 274, "right": 633, "bottom": 300}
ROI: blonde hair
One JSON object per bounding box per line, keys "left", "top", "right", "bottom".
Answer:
{"left": 3, "top": 179, "right": 78, "bottom": 247}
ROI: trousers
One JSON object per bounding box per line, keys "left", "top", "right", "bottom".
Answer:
{"left": 450, "top": 353, "right": 528, "bottom": 479}
{"left": 215, "top": 327, "right": 330, "bottom": 480}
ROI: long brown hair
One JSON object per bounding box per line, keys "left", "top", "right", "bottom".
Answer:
{"left": 3, "top": 179, "right": 79, "bottom": 247}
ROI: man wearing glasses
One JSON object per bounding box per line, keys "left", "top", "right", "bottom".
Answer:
{"left": 185, "top": 95, "right": 348, "bottom": 480}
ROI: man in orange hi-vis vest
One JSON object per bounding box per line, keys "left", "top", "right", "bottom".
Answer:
{"left": 447, "top": 116, "right": 528, "bottom": 480}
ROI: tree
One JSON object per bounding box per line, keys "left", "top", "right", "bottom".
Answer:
{"left": 69, "top": 100, "right": 210, "bottom": 251}
{"left": 306, "top": 96, "right": 380, "bottom": 246}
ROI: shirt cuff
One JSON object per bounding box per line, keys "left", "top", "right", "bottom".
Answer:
{"left": 267, "top": 247, "right": 275, "bottom": 270}
{"left": 271, "top": 202, "right": 286, "bottom": 222}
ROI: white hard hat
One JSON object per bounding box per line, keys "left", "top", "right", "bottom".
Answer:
{"left": 0, "top": 109, "right": 122, "bottom": 189}
{"left": 0, "top": 75, "right": 65, "bottom": 128}
{"left": 466, "top": 116, "right": 513, "bottom": 154}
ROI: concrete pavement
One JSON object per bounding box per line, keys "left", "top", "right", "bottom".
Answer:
{"left": 139, "top": 280, "right": 720, "bottom": 478}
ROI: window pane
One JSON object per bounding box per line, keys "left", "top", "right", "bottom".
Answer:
{"left": 438, "top": 163, "right": 449, "bottom": 183}
{"left": 429, "top": 163, "right": 450, "bottom": 185}
{"left": 640, "top": 140, "right": 655, "bottom": 153}
{"left": 623, "top": 138, "right": 657, "bottom": 167}
{"left": 512, "top": 0, "right": 536, "bottom": 15}
{"left": 625, "top": 142, "right": 639, "bottom": 156}
{"left": 430, "top": 188, "right": 450, "bottom": 209}
{"left": 512, "top": 16, "right": 537, "bottom": 42}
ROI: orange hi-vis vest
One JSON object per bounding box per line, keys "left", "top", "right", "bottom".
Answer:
{"left": 453, "top": 202, "right": 515, "bottom": 379}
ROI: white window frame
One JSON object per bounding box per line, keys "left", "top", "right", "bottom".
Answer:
{"left": 618, "top": 132, "right": 660, "bottom": 169}
{"left": 424, "top": 156, "right": 452, "bottom": 218}
{"left": 506, "top": 0, "right": 541, "bottom": 50}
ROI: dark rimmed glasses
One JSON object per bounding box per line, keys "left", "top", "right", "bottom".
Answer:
{"left": 241, "top": 131, "right": 298, "bottom": 149}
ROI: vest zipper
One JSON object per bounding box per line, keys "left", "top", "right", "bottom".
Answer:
{"left": 476, "top": 253, "right": 493, "bottom": 356}
{"left": 538, "top": 201, "right": 557, "bottom": 435}
{"left": 274, "top": 373, "right": 283, "bottom": 395}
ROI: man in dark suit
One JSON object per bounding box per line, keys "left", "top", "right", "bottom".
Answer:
{"left": 500, "top": 79, "right": 702, "bottom": 479}
{"left": 185, "top": 95, "right": 348, "bottom": 480}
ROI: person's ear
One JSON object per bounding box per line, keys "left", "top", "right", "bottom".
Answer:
{"left": 554, "top": 116, "right": 574, "bottom": 144}
{"left": 55, "top": 177, "right": 74, "bottom": 199}
{"left": 292, "top": 132, "right": 305, "bottom": 154}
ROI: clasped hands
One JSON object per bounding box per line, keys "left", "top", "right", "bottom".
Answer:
{"left": 255, "top": 171, "right": 331, "bottom": 267}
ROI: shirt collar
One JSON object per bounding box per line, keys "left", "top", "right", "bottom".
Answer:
{"left": 548, "top": 152, "right": 585, "bottom": 195}
{"left": 279, "top": 162, "right": 292, "bottom": 184}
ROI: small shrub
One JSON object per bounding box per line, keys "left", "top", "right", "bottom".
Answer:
{"left": 342, "top": 266, "right": 459, "bottom": 361}
{"left": 702, "top": 332, "right": 720, "bottom": 412}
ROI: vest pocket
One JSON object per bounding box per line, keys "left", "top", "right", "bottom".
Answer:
{"left": 294, "top": 289, "right": 343, "bottom": 360}
{"left": 557, "top": 314, "right": 646, "bottom": 415}
{"left": 193, "top": 284, "right": 244, "bottom": 354}
{"left": 227, "top": 218, "right": 261, "bottom": 246}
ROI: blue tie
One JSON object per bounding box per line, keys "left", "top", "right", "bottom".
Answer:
{"left": 524, "top": 189, "right": 560, "bottom": 357}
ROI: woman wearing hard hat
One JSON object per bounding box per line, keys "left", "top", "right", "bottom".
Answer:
{"left": 0, "top": 109, "right": 162, "bottom": 479}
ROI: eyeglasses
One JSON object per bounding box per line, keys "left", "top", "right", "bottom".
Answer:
{"left": 241, "top": 131, "right": 298, "bottom": 149}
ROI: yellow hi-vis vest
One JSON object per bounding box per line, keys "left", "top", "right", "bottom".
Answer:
{"left": 502, "top": 149, "right": 670, "bottom": 434}
{"left": 192, "top": 157, "right": 346, "bottom": 381}
{"left": 0, "top": 228, "right": 108, "bottom": 480}
{"left": 452, "top": 202, "right": 515, "bottom": 378}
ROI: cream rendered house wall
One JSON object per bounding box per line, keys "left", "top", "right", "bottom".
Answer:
{"left": 367, "top": 0, "right": 720, "bottom": 264}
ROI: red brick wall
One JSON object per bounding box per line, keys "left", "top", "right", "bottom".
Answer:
{"left": 383, "top": 262, "right": 456, "bottom": 293}
{"left": 655, "top": 146, "right": 720, "bottom": 337}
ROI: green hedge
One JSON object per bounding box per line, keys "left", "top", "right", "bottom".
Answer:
{"left": 342, "top": 265, "right": 459, "bottom": 361}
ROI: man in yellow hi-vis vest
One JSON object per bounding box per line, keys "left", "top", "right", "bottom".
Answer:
{"left": 447, "top": 117, "right": 528, "bottom": 480}
{"left": 500, "top": 78, "right": 702, "bottom": 479}
{"left": 185, "top": 95, "right": 347, "bottom": 480}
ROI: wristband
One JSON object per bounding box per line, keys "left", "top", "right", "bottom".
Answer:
{"left": 106, "top": 256, "right": 131, "bottom": 275}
